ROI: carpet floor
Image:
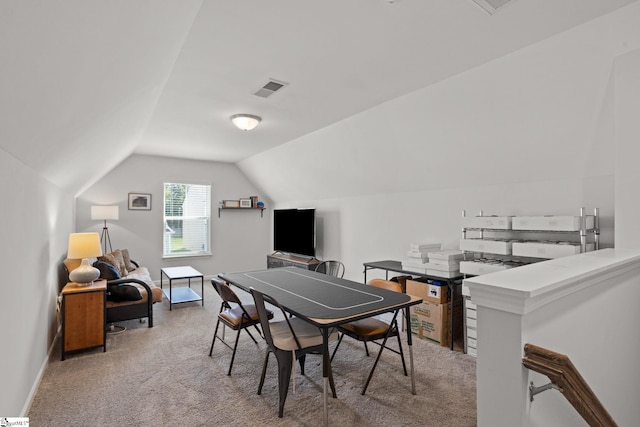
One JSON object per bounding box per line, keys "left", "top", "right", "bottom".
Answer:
{"left": 28, "top": 283, "right": 477, "bottom": 426}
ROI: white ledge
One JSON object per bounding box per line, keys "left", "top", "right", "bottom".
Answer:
{"left": 464, "top": 248, "right": 640, "bottom": 315}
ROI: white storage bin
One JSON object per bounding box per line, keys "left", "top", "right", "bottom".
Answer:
{"left": 467, "top": 336, "right": 477, "bottom": 348}
{"left": 511, "top": 241, "right": 594, "bottom": 259}
{"left": 461, "top": 215, "right": 512, "bottom": 230}
{"left": 511, "top": 215, "right": 595, "bottom": 231}
{"left": 424, "top": 261, "right": 460, "bottom": 272}
{"left": 466, "top": 307, "right": 477, "bottom": 320}
{"left": 467, "top": 327, "right": 477, "bottom": 339}
{"left": 462, "top": 283, "right": 471, "bottom": 296}
{"left": 460, "top": 260, "right": 511, "bottom": 276}
{"left": 427, "top": 250, "right": 466, "bottom": 261}
{"left": 460, "top": 238, "right": 513, "bottom": 255}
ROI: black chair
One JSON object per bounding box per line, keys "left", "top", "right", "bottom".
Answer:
{"left": 330, "top": 278, "right": 407, "bottom": 395}
{"left": 314, "top": 260, "right": 345, "bottom": 278}
{"left": 250, "top": 288, "right": 337, "bottom": 418}
{"left": 209, "top": 278, "right": 273, "bottom": 376}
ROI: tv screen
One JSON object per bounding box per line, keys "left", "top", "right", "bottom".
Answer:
{"left": 273, "top": 208, "right": 316, "bottom": 257}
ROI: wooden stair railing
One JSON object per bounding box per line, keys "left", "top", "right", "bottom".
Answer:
{"left": 522, "top": 343, "right": 617, "bottom": 427}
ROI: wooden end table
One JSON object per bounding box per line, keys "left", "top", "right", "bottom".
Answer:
{"left": 61, "top": 280, "right": 107, "bottom": 360}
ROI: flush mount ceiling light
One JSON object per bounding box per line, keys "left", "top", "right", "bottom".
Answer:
{"left": 230, "top": 114, "right": 262, "bottom": 131}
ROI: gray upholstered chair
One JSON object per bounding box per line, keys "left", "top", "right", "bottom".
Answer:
{"left": 250, "top": 288, "right": 338, "bottom": 418}
{"left": 209, "top": 278, "right": 273, "bottom": 376}
{"left": 330, "top": 278, "right": 407, "bottom": 395}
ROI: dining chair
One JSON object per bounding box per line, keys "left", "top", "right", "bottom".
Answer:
{"left": 314, "top": 260, "right": 345, "bottom": 278}
{"left": 250, "top": 287, "right": 338, "bottom": 418}
{"left": 330, "top": 278, "right": 407, "bottom": 395}
{"left": 209, "top": 278, "right": 273, "bottom": 376}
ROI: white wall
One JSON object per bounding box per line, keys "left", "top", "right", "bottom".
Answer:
{"left": 614, "top": 48, "right": 640, "bottom": 249}
{"left": 240, "top": 3, "right": 640, "bottom": 281}
{"left": 75, "top": 154, "right": 272, "bottom": 280}
{"left": 0, "top": 149, "right": 74, "bottom": 416}
{"left": 291, "top": 178, "right": 611, "bottom": 283}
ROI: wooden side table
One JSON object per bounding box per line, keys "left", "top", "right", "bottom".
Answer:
{"left": 61, "top": 279, "right": 107, "bottom": 360}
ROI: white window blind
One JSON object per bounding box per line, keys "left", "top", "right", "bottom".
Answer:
{"left": 163, "top": 182, "right": 211, "bottom": 258}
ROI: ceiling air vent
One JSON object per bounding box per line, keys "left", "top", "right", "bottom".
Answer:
{"left": 254, "top": 79, "right": 288, "bottom": 98}
{"left": 470, "top": 0, "right": 516, "bottom": 15}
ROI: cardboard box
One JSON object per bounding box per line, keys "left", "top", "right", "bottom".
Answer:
{"left": 408, "top": 301, "right": 462, "bottom": 347}
{"left": 406, "top": 279, "right": 463, "bottom": 347}
{"left": 406, "top": 279, "right": 462, "bottom": 304}
{"left": 407, "top": 279, "right": 447, "bottom": 303}
{"left": 409, "top": 300, "right": 449, "bottom": 345}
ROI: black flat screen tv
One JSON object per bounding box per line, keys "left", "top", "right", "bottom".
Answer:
{"left": 273, "top": 208, "right": 316, "bottom": 258}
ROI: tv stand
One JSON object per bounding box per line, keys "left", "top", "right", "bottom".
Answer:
{"left": 267, "top": 253, "right": 321, "bottom": 271}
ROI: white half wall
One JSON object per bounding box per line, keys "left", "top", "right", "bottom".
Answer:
{"left": 465, "top": 249, "right": 640, "bottom": 426}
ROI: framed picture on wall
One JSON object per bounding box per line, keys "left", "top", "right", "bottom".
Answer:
{"left": 240, "top": 198, "right": 252, "bottom": 208}
{"left": 128, "top": 193, "right": 151, "bottom": 210}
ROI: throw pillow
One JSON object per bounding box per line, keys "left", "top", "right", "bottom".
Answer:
{"left": 120, "top": 248, "right": 137, "bottom": 272}
{"left": 107, "top": 284, "right": 143, "bottom": 302}
{"left": 97, "top": 253, "right": 119, "bottom": 273}
{"left": 109, "top": 249, "right": 128, "bottom": 276}
{"left": 93, "top": 261, "right": 122, "bottom": 281}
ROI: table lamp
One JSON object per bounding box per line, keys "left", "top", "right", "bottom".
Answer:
{"left": 67, "top": 232, "right": 103, "bottom": 286}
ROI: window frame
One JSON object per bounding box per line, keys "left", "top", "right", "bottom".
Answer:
{"left": 162, "top": 182, "right": 212, "bottom": 259}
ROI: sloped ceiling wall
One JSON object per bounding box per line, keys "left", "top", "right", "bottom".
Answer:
{"left": 0, "top": 0, "right": 202, "bottom": 194}
{"left": 238, "top": 4, "right": 640, "bottom": 203}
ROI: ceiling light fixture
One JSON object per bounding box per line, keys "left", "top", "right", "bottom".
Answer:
{"left": 230, "top": 114, "right": 262, "bottom": 131}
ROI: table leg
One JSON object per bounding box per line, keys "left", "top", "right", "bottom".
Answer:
{"left": 405, "top": 306, "right": 416, "bottom": 394}
{"left": 321, "top": 328, "right": 330, "bottom": 426}
{"left": 449, "top": 283, "right": 454, "bottom": 350}
{"left": 201, "top": 276, "right": 204, "bottom": 306}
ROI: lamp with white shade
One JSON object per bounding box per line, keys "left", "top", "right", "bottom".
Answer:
{"left": 67, "top": 232, "right": 103, "bottom": 286}
{"left": 91, "top": 205, "right": 119, "bottom": 254}
{"left": 230, "top": 114, "right": 261, "bottom": 131}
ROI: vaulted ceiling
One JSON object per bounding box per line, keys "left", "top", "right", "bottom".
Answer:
{"left": 1, "top": 0, "right": 636, "bottom": 194}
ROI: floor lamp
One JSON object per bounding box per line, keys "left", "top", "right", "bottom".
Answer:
{"left": 91, "top": 205, "right": 119, "bottom": 254}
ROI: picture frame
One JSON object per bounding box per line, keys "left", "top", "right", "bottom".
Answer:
{"left": 128, "top": 193, "right": 151, "bottom": 210}
{"left": 223, "top": 200, "right": 240, "bottom": 208}
{"left": 239, "top": 198, "right": 252, "bottom": 208}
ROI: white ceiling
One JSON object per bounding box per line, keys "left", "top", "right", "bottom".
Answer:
{"left": 1, "top": 0, "right": 636, "bottom": 192}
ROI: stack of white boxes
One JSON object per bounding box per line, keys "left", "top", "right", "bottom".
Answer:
{"left": 463, "top": 287, "right": 477, "bottom": 357}
{"left": 402, "top": 242, "right": 442, "bottom": 274}
{"left": 424, "top": 250, "right": 465, "bottom": 278}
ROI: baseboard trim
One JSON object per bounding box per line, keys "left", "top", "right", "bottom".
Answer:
{"left": 21, "top": 326, "right": 60, "bottom": 417}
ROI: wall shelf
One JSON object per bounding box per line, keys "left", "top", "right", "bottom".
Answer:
{"left": 218, "top": 207, "right": 265, "bottom": 218}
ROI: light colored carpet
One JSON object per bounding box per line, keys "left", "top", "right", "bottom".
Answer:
{"left": 28, "top": 283, "right": 477, "bottom": 426}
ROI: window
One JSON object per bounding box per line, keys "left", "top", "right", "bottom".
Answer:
{"left": 163, "top": 182, "right": 211, "bottom": 258}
